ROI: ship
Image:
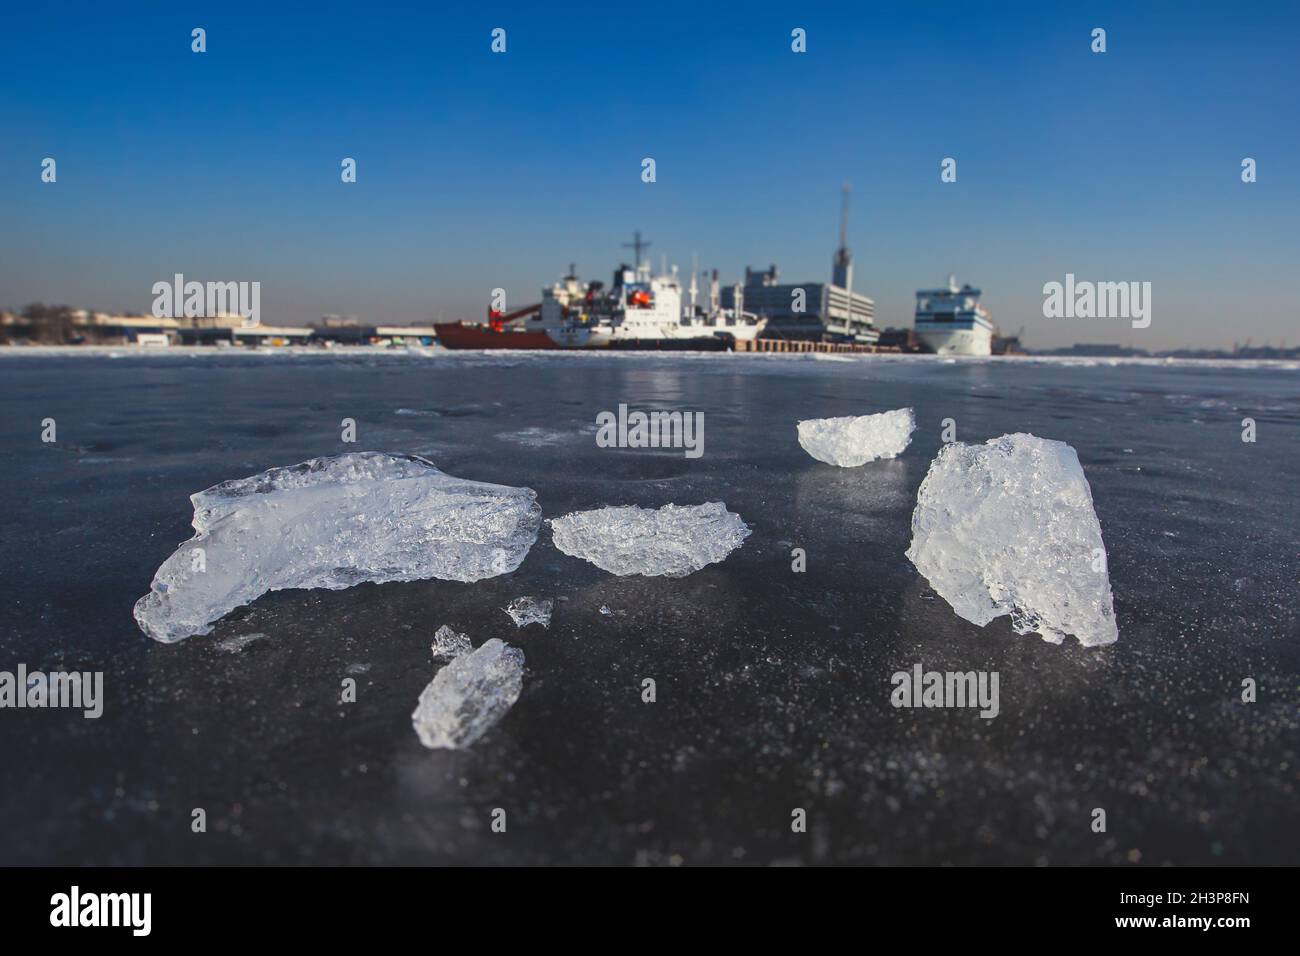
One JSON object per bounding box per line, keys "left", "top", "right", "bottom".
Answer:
{"left": 681, "top": 265, "right": 767, "bottom": 343}
{"left": 913, "top": 275, "right": 995, "bottom": 356}
{"left": 434, "top": 234, "right": 740, "bottom": 351}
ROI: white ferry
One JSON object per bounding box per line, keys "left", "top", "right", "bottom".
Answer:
{"left": 914, "top": 275, "right": 995, "bottom": 356}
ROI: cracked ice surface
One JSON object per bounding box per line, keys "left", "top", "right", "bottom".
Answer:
{"left": 797, "top": 407, "right": 915, "bottom": 467}
{"left": 905, "top": 433, "right": 1118, "bottom": 647}
{"left": 134, "top": 452, "right": 542, "bottom": 643}
{"left": 503, "top": 596, "right": 553, "bottom": 628}
{"left": 551, "top": 503, "right": 750, "bottom": 577}
{"left": 412, "top": 638, "right": 525, "bottom": 749}
{"left": 431, "top": 624, "right": 472, "bottom": 661}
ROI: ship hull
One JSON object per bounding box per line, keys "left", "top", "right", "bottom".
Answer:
{"left": 434, "top": 322, "right": 733, "bottom": 351}
{"left": 433, "top": 324, "right": 562, "bottom": 349}
{"left": 915, "top": 325, "right": 994, "bottom": 357}
{"left": 603, "top": 335, "right": 733, "bottom": 351}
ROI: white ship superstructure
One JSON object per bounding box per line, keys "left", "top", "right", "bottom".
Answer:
{"left": 545, "top": 261, "right": 698, "bottom": 346}
{"left": 544, "top": 234, "right": 764, "bottom": 347}
{"left": 914, "top": 275, "right": 995, "bottom": 356}
{"left": 681, "top": 270, "right": 766, "bottom": 342}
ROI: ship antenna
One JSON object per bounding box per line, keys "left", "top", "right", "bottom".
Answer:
{"left": 623, "top": 230, "right": 651, "bottom": 268}
{"left": 688, "top": 253, "right": 699, "bottom": 315}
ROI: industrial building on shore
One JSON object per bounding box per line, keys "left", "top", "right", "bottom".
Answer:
{"left": 720, "top": 185, "right": 879, "bottom": 344}
{"left": 0, "top": 309, "right": 437, "bottom": 347}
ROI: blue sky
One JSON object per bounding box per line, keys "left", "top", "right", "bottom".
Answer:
{"left": 2, "top": 1, "right": 1296, "bottom": 348}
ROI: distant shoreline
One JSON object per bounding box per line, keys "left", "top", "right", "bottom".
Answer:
{"left": 1, "top": 344, "right": 1296, "bottom": 371}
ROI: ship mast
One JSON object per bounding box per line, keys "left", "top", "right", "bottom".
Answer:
{"left": 688, "top": 253, "right": 698, "bottom": 316}
{"left": 623, "top": 231, "right": 651, "bottom": 271}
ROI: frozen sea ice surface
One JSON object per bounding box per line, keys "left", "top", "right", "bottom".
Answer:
{"left": 905, "top": 433, "right": 1118, "bottom": 647}
{"left": 134, "top": 452, "right": 542, "bottom": 643}
{"left": 503, "top": 596, "right": 553, "bottom": 628}
{"left": 411, "top": 638, "right": 525, "bottom": 749}
{"left": 797, "top": 407, "right": 915, "bottom": 467}
{"left": 551, "top": 503, "right": 750, "bottom": 577}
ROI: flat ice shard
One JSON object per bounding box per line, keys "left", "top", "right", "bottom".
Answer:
{"left": 797, "top": 408, "right": 915, "bottom": 467}
{"left": 503, "top": 596, "right": 553, "bottom": 628}
{"left": 411, "top": 637, "right": 525, "bottom": 749}
{"left": 216, "top": 633, "right": 267, "bottom": 654}
{"left": 134, "top": 452, "right": 542, "bottom": 643}
{"left": 905, "top": 433, "right": 1118, "bottom": 647}
{"left": 551, "top": 503, "right": 750, "bottom": 577}
{"left": 431, "top": 624, "right": 472, "bottom": 661}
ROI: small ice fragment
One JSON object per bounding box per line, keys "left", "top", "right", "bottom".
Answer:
{"left": 133, "top": 452, "right": 542, "bottom": 643}
{"left": 797, "top": 408, "right": 915, "bottom": 466}
{"left": 551, "top": 503, "right": 750, "bottom": 577}
{"left": 495, "top": 427, "right": 569, "bottom": 447}
{"left": 411, "top": 638, "right": 525, "bottom": 749}
{"left": 216, "top": 633, "right": 266, "bottom": 653}
{"left": 905, "top": 433, "right": 1118, "bottom": 647}
{"left": 503, "top": 596, "right": 553, "bottom": 628}
{"left": 431, "top": 624, "right": 472, "bottom": 661}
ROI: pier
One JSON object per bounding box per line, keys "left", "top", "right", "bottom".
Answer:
{"left": 733, "top": 338, "right": 898, "bottom": 354}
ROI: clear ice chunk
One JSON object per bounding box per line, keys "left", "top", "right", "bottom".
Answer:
{"left": 905, "top": 433, "right": 1119, "bottom": 647}
{"left": 431, "top": 624, "right": 472, "bottom": 661}
{"left": 411, "top": 637, "right": 525, "bottom": 749}
{"left": 503, "top": 596, "right": 553, "bottom": 628}
{"left": 797, "top": 407, "right": 915, "bottom": 467}
{"left": 550, "top": 503, "right": 750, "bottom": 577}
{"left": 134, "top": 452, "right": 542, "bottom": 643}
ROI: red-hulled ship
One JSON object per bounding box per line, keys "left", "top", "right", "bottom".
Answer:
{"left": 434, "top": 241, "right": 740, "bottom": 351}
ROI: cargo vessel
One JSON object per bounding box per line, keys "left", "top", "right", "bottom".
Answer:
{"left": 434, "top": 239, "right": 743, "bottom": 351}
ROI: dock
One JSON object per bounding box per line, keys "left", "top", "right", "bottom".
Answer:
{"left": 733, "top": 339, "right": 900, "bottom": 354}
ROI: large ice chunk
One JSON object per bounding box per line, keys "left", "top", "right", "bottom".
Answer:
{"left": 412, "top": 637, "right": 525, "bottom": 749}
{"left": 134, "top": 453, "right": 542, "bottom": 643}
{"left": 551, "top": 503, "right": 750, "bottom": 577}
{"left": 905, "top": 433, "right": 1118, "bottom": 647}
{"left": 797, "top": 408, "right": 915, "bottom": 466}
